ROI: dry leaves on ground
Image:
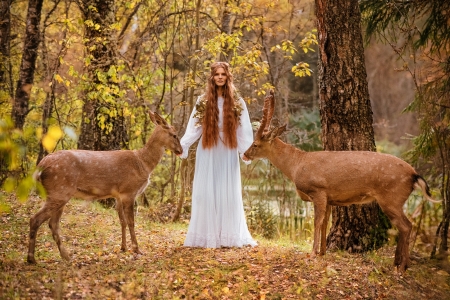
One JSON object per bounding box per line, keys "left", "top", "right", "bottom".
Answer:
{"left": 1, "top": 194, "right": 449, "bottom": 299}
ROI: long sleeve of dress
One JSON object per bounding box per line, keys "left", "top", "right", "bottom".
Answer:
{"left": 179, "top": 99, "right": 203, "bottom": 159}
{"left": 236, "top": 98, "right": 254, "bottom": 165}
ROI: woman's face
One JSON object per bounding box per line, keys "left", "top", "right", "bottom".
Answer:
{"left": 213, "top": 67, "right": 227, "bottom": 87}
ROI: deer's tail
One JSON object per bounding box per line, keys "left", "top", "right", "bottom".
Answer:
{"left": 413, "top": 174, "right": 441, "bottom": 203}
{"left": 32, "top": 167, "right": 44, "bottom": 182}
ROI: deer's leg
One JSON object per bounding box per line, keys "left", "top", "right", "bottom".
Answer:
{"left": 319, "top": 204, "right": 331, "bottom": 256}
{"left": 123, "top": 199, "right": 141, "bottom": 254}
{"left": 380, "top": 204, "right": 412, "bottom": 273}
{"left": 312, "top": 195, "right": 328, "bottom": 257}
{"left": 48, "top": 206, "right": 69, "bottom": 261}
{"left": 115, "top": 200, "right": 127, "bottom": 251}
{"left": 28, "top": 201, "right": 61, "bottom": 263}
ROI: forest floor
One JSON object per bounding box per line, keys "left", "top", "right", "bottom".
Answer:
{"left": 1, "top": 194, "right": 450, "bottom": 300}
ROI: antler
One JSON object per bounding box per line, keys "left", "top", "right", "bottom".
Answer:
{"left": 256, "top": 90, "right": 275, "bottom": 139}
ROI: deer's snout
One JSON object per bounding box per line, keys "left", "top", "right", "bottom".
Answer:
{"left": 173, "top": 142, "right": 183, "bottom": 155}
{"left": 243, "top": 149, "right": 253, "bottom": 160}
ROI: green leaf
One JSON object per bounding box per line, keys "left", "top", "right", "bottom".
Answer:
{"left": 2, "top": 177, "right": 16, "bottom": 193}
{"left": 17, "top": 176, "right": 35, "bottom": 202}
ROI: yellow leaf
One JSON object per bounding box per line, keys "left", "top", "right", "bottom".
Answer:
{"left": 47, "top": 126, "right": 63, "bottom": 140}
{"left": 36, "top": 127, "right": 43, "bottom": 139}
{"left": 54, "top": 74, "right": 63, "bottom": 83}
{"left": 42, "top": 135, "right": 57, "bottom": 151}
{"left": 222, "top": 287, "right": 229, "bottom": 294}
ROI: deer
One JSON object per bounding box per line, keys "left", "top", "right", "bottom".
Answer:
{"left": 243, "top": 91, "right": 440, "bottom": 273}
{"left": 27, "top": 111, "right": 182, "bottom": 264}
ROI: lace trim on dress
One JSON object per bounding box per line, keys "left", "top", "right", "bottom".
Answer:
{"left": 184, "top": 232, "right": 257, "bottom": 248}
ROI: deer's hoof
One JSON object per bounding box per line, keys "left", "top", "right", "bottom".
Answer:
{"left": 60, "top": 248, "right": 70, "bottom": 261}
{"left": 132, "top": 248, "right": 143, "bottom": 255}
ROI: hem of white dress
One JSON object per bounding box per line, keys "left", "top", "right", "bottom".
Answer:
{"left": 184, "top": 233, "right": 257, "bottom": 249}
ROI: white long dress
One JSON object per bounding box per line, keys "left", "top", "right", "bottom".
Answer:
{"left": 180, "top": 96, "right": 257, "bottom": 248}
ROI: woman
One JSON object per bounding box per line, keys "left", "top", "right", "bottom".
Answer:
{"left": 179, "top": 62, "right": 257, "bottom": 248}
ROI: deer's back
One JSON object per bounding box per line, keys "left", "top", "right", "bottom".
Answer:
{"left": 37, "top": 150, "right": 148, "bottom": 200}
{"left": 293, "top": 150, "right": 417, "bottom": 203}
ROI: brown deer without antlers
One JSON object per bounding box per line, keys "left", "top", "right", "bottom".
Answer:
{"left": 27, "top": 111, "right": 182, "bottom": 264}
{"left": 243, "top": 91, "right": 440, "bottom": 274}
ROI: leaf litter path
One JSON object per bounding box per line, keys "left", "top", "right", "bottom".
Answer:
{"left": 0, "top": 194, "right": 449, "bottom": 299}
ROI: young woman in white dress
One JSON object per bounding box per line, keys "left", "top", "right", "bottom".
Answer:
{"left": 179, "top": 62, "right": 257, "bottom": 248}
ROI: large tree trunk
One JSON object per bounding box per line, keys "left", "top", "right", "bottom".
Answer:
{"left": 77, "top": 0, "right": 127, "bottom": 151}
{"left": 11, "top": 0, "right": 44, "bottom": 129}
{"left": 77, "top": 0, "right": 127, "bottom": 208}
{"left": 315, "top": 0, "right": 390, "bottom": 253}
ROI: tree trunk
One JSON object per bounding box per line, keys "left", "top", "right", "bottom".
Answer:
{"left": 0, "top": 0, "right": 12, "bottom": 184}
{"left": 11, "top": 0, "right": 44, "bottom": 129}
{"left": 77, "top": 0, "right": 127, "bottom": 208}
{"left": 432, "top": 130, "right": 450, "bottom": 260}
{"left": 315, "top": 0, "right": 390, "bottom": 253}
{"left": 219, "top": 0, "right": 233, "bottom": 62}
{"left": 0, "top": 0, "right": 12, "bottom": 99}
{"left": 173, "top": 0, "right": 202, "bottom": 220}
{"left": 77, "top": 0, "right": 127, "bottom": 152}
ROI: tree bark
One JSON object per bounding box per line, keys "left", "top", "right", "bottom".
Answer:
{"left": 315, "top": 0, "right": 390, "bottom": 253}
{"left": 0, "top": 0, "right": 12, "bottom": 184}
{"left": 77, "top": 0, "right": 128, "bottom": 151}
{"left": 0, "top": 0, "right": 12, "bottom": 100}
{"left": 77, "top": 0, "right": 127, "bottom": 208}
{"left": 219, "top": 0, "right": 233, "bottom": 62}
{"left": 11, "top": 0, "right": 44, "bottom": 129}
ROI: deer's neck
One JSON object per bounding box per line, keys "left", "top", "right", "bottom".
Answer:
{"left": 266, "top": 138, "right": 305, "bottom": 182}
{"left": 136, "top": 130, "right": 166, "bottom": 173}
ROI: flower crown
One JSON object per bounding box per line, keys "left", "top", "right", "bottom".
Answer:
{"left": 193, "top": 91, "right": 243, "bottom": 127}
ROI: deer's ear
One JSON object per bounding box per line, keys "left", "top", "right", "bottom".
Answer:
{"left": 276, "top": 124, "right": 287, "bottom": 136}
{"left": 150, "top": 111, "right": 169, "bottom": 126}
{"left": 267, "top": 125, "right": 286, "bottom": 141}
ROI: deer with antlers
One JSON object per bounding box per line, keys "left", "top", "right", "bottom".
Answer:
{"left": 243, "top": 91, "right": 439, "bottom": 273}
{"left": 27, "top": 111, "right": 182, "bottom": 264}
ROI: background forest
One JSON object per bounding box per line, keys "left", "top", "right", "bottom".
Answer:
{"left": 1, "top": 0, "right": 450, "bottom": 298}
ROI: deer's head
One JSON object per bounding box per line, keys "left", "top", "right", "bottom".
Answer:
{"left": 244, "top": 90, "right": 286, "bottom": 160}
{"left": 149, "top": 111, "right": 183, "bottom": 156}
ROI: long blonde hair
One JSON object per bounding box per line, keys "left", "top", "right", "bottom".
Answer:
{"left": 202, "top": 62, "right": 238, "bottom": 149}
